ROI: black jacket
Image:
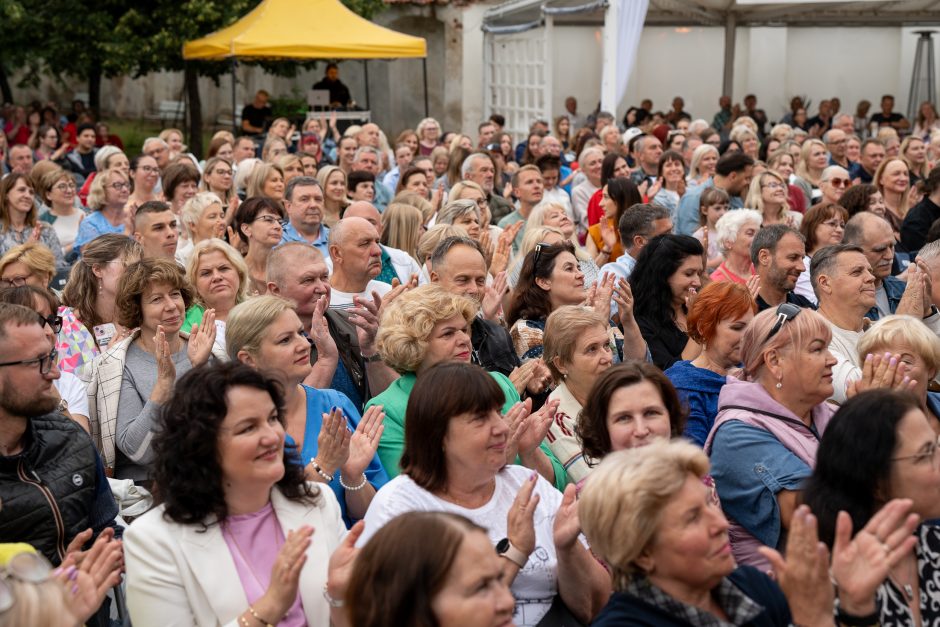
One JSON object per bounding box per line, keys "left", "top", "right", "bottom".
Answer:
{"left": 901, "top": 196, "right": 940, "bottom": 254}
{"left": 592, "top": 566, "right": 791, "bottom": 626}
{"left": 0, "top": 414, "right": 116, "bottom": 565}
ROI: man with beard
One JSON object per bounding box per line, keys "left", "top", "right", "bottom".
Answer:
{"left": 751, "top": 225, "right": 815, "bottom": 311}
{"left": 0, "top": 304, "right": 119, "bottom": 566}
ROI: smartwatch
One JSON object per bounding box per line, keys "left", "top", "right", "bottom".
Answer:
{"left": 496, "top": 538, "right": 529, "bottom": 569}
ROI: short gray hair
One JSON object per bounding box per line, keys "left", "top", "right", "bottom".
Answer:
{"left": 436, "top": 199, "right": 480, "bottom": 226}
{"left": 180, "top": 191, "right": 223, "bottom": 238}
{"left": 820, "top": 165, "right": 849, "bottom": 183}
{"left": 94, "top": 146, "right": 124, "bottom": 172}
{"left": 714, "top": 209, "right": 762, "bottom": 255}
{"left": 354, "top": 146, "right": 381, "bottom": 163}
{"left": 429, "top": 235, "right": 484, "bottom": 271}
{"left": 617, "top": 204, "right": 670, "bottom": 250}
{"left": 266, "top": 242, "right": 324, "bottom": 287}
{"left": 142, "top": 137, "right": 168, "bottom": 152}
{"left": 460, "top": 153, "right": 492, "bottom": 179}
{"left": 917, "top": 239, "right": 940, "bottom": 265}
{"left": 285, "top": 176, "right": 320, "bottom": 202}
{"left": 810, "top": 243, "right": 865, "bottom": 296}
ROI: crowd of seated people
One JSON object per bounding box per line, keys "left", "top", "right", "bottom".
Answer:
{"left": 3, "top": 89, "right": 940, "bottom": 627}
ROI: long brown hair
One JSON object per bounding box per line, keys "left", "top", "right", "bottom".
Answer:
{"left": 0, "top": 173, "right": 37, "bottom": 230}
{"left": 62, "top": 234, "right": 142, "bottom": 331}
{"left": 348, "top": 512, "right": 486, "bottom": 627}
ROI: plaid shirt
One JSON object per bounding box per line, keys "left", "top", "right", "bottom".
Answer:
{"left": 625, "top": 575, "right": 764, "bottom": 626}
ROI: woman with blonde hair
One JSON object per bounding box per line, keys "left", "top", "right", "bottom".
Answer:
{"left": 245, "top": 162, "right": 285, "bottom": 202}
{"left": 74, "top": 167, "right": 132, "bottom": 252}
{"left": 177, "top": 192, "right": 227, "bottom": 266}
{"left": 730, "top": 126, "right": 760, "bottom": 160}
{"left": 158, "top": 127, "right": 185, "bottom": 159}
{"left": 393, "top": 190, "right": 434, "bottom": 225}
{"left": 274, "top": 153, "right": 305, "bottom": 185}
{"left": 687, "top": 144, "right": 719, "bottom": 188}
{"left": 182, "top": 238, "right": 250, "bottom": 349}
{"left": 200, "top": 156, "right": 238, "bottom": 217}
{"left": 380, "top": 202, "right": 423, "bottom": 259}
{"left": 227, "top": 295, "right": 387, "bottom": 524}
{"left": 873, "top": 156, "right": 912, "bottom": 235}
{"left": 794, "top": 138, "right": 829, "bottom": 200}
{"left": 317, "top": 165, "right": 348, "bottom": 227}
{"left": 900, "top": 135, "right": 930, "bottom": 183}
{"left": 415, "top": 117, "right": 442, "bottom": 156}
{"left": 232, "top": 157, "right": 260, "bottom": 199}
{"left": 745, "top": 170, "right": 802, "bottom": 228}
{"left": 367, "top": 284, "right": 568, "bottom": 489}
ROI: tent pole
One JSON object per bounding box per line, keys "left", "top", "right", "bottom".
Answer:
{"left": 721, "top": 12, "right": 737, "bottom": 101}
{"left": 231, "top": 57, "right": 238, "bottom": 135}
{"left": 422, "top": 58, "right": 429, "bottom": 118}
{"left": 363, "top": 60, "right": 371, "bottom": 110}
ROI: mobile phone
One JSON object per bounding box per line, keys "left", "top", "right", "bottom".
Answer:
{"left": 93, "top": 323, "right": 116, "bottom": 347}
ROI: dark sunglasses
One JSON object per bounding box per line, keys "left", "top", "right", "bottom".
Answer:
{"left": 765, "top": 302, "right": 802, "bottom": 343}
{"left": 42, "top": 313, "right": 62, "bottom": 334}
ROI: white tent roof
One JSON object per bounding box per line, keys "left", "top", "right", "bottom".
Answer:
{"left": 483, "top": 0, "right": 940, "bottom": 30}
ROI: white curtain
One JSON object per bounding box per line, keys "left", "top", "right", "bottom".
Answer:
{"left": 601, "top": 0, "right": 648, "bottom": 115}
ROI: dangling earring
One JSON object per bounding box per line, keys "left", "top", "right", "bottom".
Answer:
{"left": 98, "top": 281, "right": 103, "bottom": 293}
{"left": 775, "top": 380, "right": 783, "bottom": 389}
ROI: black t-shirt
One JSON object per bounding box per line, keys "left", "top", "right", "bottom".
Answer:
{"left": 755, "top": 291, "right": 817, "bottom": 312}
{"left": 241, "top": 104, "right": 272, "bottom": 131}
{"left": 312, "top": 78, "right": 351, "bottom": 107}
{"left": 78, "top": 151, "right": 96, "bottom": 176}
{"left": 871, "top": 112, "right": 906, "bottom": 126}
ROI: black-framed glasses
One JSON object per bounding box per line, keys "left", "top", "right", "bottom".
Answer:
{"left": 0, "top": 552, "right": 54, "bottom": 613}
{"left": 765, "top": 303, "right": 802, "bottom": 343}
{"left": 0, "top": 348, "right": 58, "bottom": 375}
{"left": 42, "top": 313, "right": 62, "bottom": 334}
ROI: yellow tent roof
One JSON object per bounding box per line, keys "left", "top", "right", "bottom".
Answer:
{"left": 182, "top": 0, "right": 427, "bottom": 60}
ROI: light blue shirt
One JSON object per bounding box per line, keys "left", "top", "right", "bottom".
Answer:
{"left": 74, "top": 211, "right": 126, "bottom": 253}
{"left": 373, "top": 181, "right": 393, "bottom": 213}
{"left": 676, "top": 180, "right": 744, "bottom": 236}
{"left": 279, "top": 222, "right": 331, "bottom": 259}
{"left": 600, "top": 253, "right": 636, "bottom": 318}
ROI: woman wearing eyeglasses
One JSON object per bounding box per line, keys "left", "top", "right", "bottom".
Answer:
{"left": 36, "top": 167, "right": 84, "bottom": 261}
{"left": 795, "top": 202, "right": 848, "bottom": 305}
{"left": 803, "top": 390, "right": 940, "bottom": 626}
{"left": 0, "top": 174, "right": 65, "bottom": 272}
{"left": 73, "top": 168, "right": 132, "bottom": 254}
{"left": 201, "top": 156, "right": 239, "bottom": 220}
{"left": 819, "top": 165, "right": 852, "bottom": 206}
{"left": 127, "top": 155, "right": 160, "bottom": 211}
{"left": 705, "top": 305, "right": 838, "bottom": 570}
{"left": 0, "top": 242, "right": 97, "bottom": 373}
{"left": 231, "top": 197, "right": 285, "bottom": 296}
{"left": 744, "top": 171, "right": 802, "bottom": 229}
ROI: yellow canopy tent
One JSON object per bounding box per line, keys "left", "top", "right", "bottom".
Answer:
{"left": 182, "top": 0, "right": 428, "bottom": 127}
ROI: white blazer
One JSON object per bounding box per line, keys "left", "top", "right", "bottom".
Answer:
{"left": 124, "top": 486, "right": 346, "bottom": 627}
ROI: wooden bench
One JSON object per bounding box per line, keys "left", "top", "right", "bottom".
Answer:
{"left": 145, "top": 100, "right": 185, "bottom": 128}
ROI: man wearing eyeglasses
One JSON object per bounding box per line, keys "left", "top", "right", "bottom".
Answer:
{"left": 824, "top": 129, "right": 853, "bottom": 171}
{"left": 843, "top": 213, "right": 909, "bottom": 320}
{"left": 0, "top": 303, "right": 119, "bottom": 568}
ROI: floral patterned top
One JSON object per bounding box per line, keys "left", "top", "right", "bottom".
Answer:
{"left": 0, "top": 224, "right": 66, "bottom": 271}
{"left": 56, "top": 306, "right": 99, "bottom": 374}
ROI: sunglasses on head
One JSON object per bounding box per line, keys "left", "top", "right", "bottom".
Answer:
{"left": 765, "top": 302, "right": 802, "bottom": 343}
{"left": 0, "top": 552, "right": 54, "bottom": 614}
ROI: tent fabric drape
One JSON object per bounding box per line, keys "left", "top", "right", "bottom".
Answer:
{"left": 610, "top": 0, "right": 648, "bottom": 112}
{"left": 182, "top": 0, "right": 427, "bottom": 60}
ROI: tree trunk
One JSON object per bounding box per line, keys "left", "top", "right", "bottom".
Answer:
{"left": 87, "top": 62, "right": 102, "bottom": 118}
{"left": 185, "top": 64, "right": 203, "bottom": 158}
{"left": 0, "top": 64, "right": 12, "bottom": 104}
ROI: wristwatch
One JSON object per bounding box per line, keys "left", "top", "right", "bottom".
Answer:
{"left": 496, "top": 538, "right": 529, "bottom": 569}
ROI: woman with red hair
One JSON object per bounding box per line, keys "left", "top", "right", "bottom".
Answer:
{"left": 664, "top": 281, "right": 757, "bottom": 446}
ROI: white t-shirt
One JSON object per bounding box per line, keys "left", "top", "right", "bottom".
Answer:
{"left": 328, "top": 280, "right": 392, "bottom": 310}
{"left": 360, "top": 465, "right": 563, "bottom": 627}
{"left": 55, "top": 370, "right": 89, "bottom": 417}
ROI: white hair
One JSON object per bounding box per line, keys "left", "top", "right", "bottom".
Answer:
{"left": 688, "top": 144, "right": 719, "bottom": 180}
{"left": 688, "top": 119, "right": 710, "bottom": 136}
{"left": 820, "top": 165, "right": 850, "bottom": 183}
{"left": 714, "top": 209, "right": 762, "bottom": 255}
{"left": 180, "top": 192, "right": 223, "bottom": 238}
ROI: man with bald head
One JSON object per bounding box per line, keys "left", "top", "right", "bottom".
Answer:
{"left": 328, "top": 217, "right": 392, "bottom": 309}
{"left": 267, "top": 242, "right": 398, "bottom": 408}
{"left": 842, "top": 212, "right": 907, "bottom": 320}
{"left": 343, "top": 201, "right": 422, "bottom": 285}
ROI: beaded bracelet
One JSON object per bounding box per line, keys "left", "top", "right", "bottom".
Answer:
{"left": 339, "top": 473, "right": 368, "bottom": 491}
{"left": 248, "top": 606, "right": 275, "bottom": 627}
{"left": 310, "top": 458, "right": 334, "bottom": 482}
{"left": 323, "top": 583, "right": 345, "bottom": 608}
